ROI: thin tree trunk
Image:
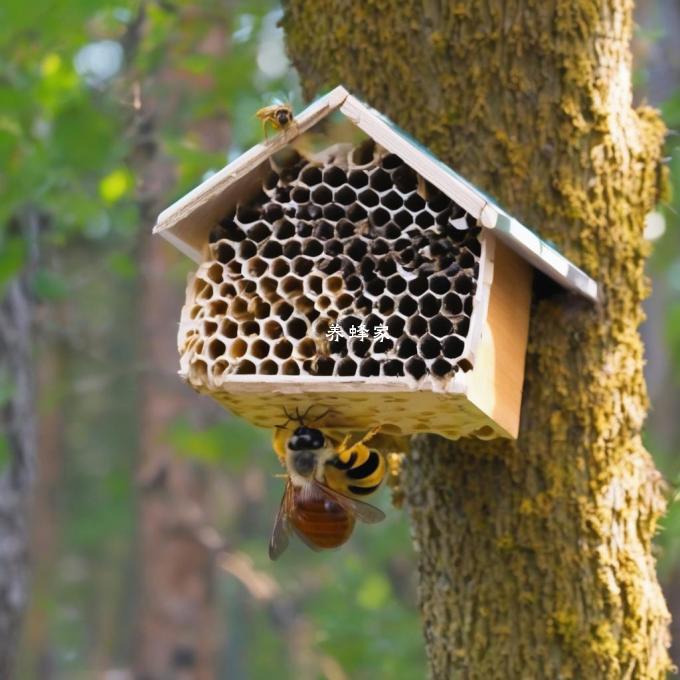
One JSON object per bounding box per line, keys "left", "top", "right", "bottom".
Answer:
{"left": 283, "top": 1, "right": 672, "bottom": 677}
{"left": 132, "top": 96, "right": 218, "bottom": 679}
{"left": 0, "top": 214, "right": 38, "bottom": 678}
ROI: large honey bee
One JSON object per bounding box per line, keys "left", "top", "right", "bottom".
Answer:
{"left": 268, "top": 410, "right": 387, "bottom": 559}
{"left": 255, "top": 103, "right": 294, "bottom": 138}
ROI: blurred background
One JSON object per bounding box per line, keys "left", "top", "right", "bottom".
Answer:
{"left": 1, "top": 1, "right": 678, "bottom": 678}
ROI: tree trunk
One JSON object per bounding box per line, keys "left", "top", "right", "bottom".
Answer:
{"left": 130, "top": 87, "right": 218, "bottom": 675}
{"left": 282, "top": 1, "right": 672, "bottom": 677}
{"left": 0, "top": 215, "right": 38, "bottom": 678}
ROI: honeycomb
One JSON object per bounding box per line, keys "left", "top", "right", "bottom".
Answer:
{"left": 179, "top": 140, "right": 482, "bottom": 391}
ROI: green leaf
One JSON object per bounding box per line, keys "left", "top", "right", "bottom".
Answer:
{"left": 0, "top": 236, "right": 26, "bottom": 292}
{"left": 99, "top": 168, "right": 134, "bottom": 204}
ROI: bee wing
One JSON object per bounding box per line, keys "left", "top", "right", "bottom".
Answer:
{"left": 268, "top": 481, "right": 293, "bottom": 560}
{"left": 316, "top": 481, "right": 386, "bottom": 524}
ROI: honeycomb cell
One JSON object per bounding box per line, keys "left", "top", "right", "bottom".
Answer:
{"left": 286, "top": 317, "right": 307, "bottom": 340}
{"left": 346, "top": 204, "right": 368, "bottom": 223}
{"left": 336, "top": 357, "right": 358, "bottom": 376}
{"left": 323, "top": 204, "right": 345, "bottom": 221}
{"left": 405, "top": 357, "right": 427, "bottom": 380}
{"left": 292, "top": 256, "right": 314, "bottom": 276}
{"left": 359, "top": 358, "right": 380, "bottom": 377}
{"left": 240, "top": 320, "right": 260, "bottom": 336}
{"left": 275, "top": 220, "right": 295, "bottom": 239}
{"left": 296, "top": 338, "right": 316, "bottom": 359}
{"left": 229, "top": 338, "right": 248, "bottom": 359}
{"left": 235, "top": 360, "right": 256, "bottom": 374}
{"left": 383, "top": 359, "right": 404, "bottom": 377}
{"left": 442, "top": 335, "right": 464, "bottom": 359}
{"left": 302, "top": 239, "right": 323, "bottom": 257}
{"left": 280, "top": 275, "right": 304, "bottom": 298}
{"left": 247, "top": 222, "right": 271, "bottom": 242}
{"left": 262, "top": 203, "right": 284, "bottom": 222}
{"left": 369, "top": 168, "right": 391, "bottom": 192}
{"left": 281, "top": 360, "right": 300, "bottom": 375}
{"left": 431, "top": 357, "right": 453, "bottom": 377}
{"left": 348, "top": 170, "right": 369, "bottom": 189}
{"left": 358, "top": 189, "right": 379, "bottom": 208}
{"left": 311, "top": 185, "right": 332, "bottom": 205}
{"left": 246, "top": 257, "right": 267, "bottom": 278}
{"left": 419, "top": 293, "right": 441, "bottom": 317}
{"left": 261, "top": 240, "right": 283, "bottom": 259}
{"left": 221, "top": 319, "right": 238, "bottom": 338}
{"left": 236, "top": 205, "right": 260, "bottom": 224}
{"left": 324, "top": 166, "right": 347, "bottom": 187}
{"left": 271, "top": 257, "right": 291, "bottom": 278}
{"left": 381, "top": 153, "right": 403, "bottom": 171}
{"left": 398, "top": 296, "right": 418, "bottom": 316}
{"left": 386, "top": 275, "right": 407, "bottom": 295}
{"left": 454, "top": 274, "right": 474, "bottom": 295}
{"left": 300, "top": 166, "right": 322, "bottom": 186}
{"left": 429, "top": 315, "right": 453, "bottom": 337}
{"left": 258, "top": 360, "right": 278, "bottom": 375}
{"left": 250, "top": 339, "right": 270, "bottom": 360}
{"left": 216, "top": 243, "right": 235, "bottom": 264}
{"left": 419, "top": 335, "right": 440, "bottom": 359}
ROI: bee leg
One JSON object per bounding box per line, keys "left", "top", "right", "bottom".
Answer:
{"left": 272, "top": 427, "right": 289, "bottom": 463}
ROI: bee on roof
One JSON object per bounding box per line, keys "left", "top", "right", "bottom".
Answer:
{"left": 255, "top": 103, "right": 295, "bottom": 139}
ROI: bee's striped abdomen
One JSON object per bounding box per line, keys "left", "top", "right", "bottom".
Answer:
{"left": 326, "top": 441, "right": 385, "bottom": 498}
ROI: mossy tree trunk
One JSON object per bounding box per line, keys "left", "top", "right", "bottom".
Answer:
{"left": 283, "top": 1, "right": 672, "bottom": 677}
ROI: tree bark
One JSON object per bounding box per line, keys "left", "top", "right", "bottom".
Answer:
{"left": 0, "top": 215, "right": 38, "bottom": 678}
{"left": 282, "top": 1, "right": 672, "bottom": 677}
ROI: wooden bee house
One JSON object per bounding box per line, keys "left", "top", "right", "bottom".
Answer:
{"left": 154, "top": 86, "right": 598, "bottom": 440}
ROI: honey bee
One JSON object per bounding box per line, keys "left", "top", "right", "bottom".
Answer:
{"left": 255, "top": 103, "right": 294, "bottom": 138}
{"left": 268, "top": 410, "right": 387, "bottom": 559}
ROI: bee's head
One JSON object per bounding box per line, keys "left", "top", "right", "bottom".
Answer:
{"left": 276, "top": 108, "right": 291, "bottom": 126}
{"left": 287, "top": 426, "right": 325, "bottom": 478}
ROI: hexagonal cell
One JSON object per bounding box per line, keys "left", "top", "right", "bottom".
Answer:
{"left": 281, "top": 360, "right": 301, "bottom": 375}
{"left": 236, "top": 279, "right": 256, "bottom": 295}
{"left": 273, "top": 338, "right": 293, "bottom": 359}
{"left": 239, "top": 320, "right": 260, "bottom": 336}
{"left": 386, "top": 316, "right": 406, "bottom": 338}
{"left": 246, "top": 257, "right": 267, "bottom": 278}
{"left": 247, "top": 222, "right": 271, "bottom": 242}
{"left": 275, "top": 220, "right": 296, "bottom": 239}
{"left": 234, "top": 359, "right": 256, "bottom": 374}
{"left": 300, "top": 165, "right": 322, "bottom": 186}
{"left": 311, "top": 185, "right": 332, "bottom": 205}
{"left": 351, "top": 139, "right": 376, "bottom": 167}
{"left": 235, "top": 205, "right": 261, "bottom": 224}
{"left": 348, "top": 170, "right": 369, "bottom": 189}
{"left": 336, "top": 357, "right": 358, "bottom": 376}
{"left": 382, "top": 359, "right": 404, "bottom": 377}
{"left": 216, "top": 243, "right": 235, "bottom": 264}
{"left": 292, "top": 256, "right": 314, "bottom": 276}
{"left": 261, "top": 241, "right": 283, "bottom": 259}
{"left": 221, "top": 319, "right": 238, "bottom": 338}
{"left": 335, "top": 185, "right": 356, "bottom": 206}
{"left": 262, "top": 203, "right": 284, "bottom": 222}
{"left": 442, "top": 335, "right": 465, "bottom": 359}
{"left": 272, "top": 300, "right": 294, "bottom": 320}
{"left": 323, "top": 204, "right": 345, "bottom": 221}
{"left": 208, "top": 299, "right": 228, "bottom": 317}
{"left": 358, "top": 188, "right": 379, "bottom": 208}
{"left": 286, "top": 317, "right": 308, "bottom": 340}
{"left": 238, "top": 240, "right": 257, "bottom": 261}
{"left": 208, "top": 338, "right": 226, "bottom": 360}
{"left": 454, "top": 273, "right": 474, "bottom": 295}
{"left": 419, "top": 293, "right": 441, "bottom": 317}
{"left": 408, "top": 317, "right": 427, "bottom": 338}
{"left": 228, "top": 338, "right": 248, "bottom": 359}
{"left": 258, "top": 359, "right": 278, "bottom": 375}
{"left": 398, "top": 296, "right": 418, "bottom": 316}
{"left": 431, "top": 357, "right": 453, "bottom": 377}
{"left": 405, "top": 357, "right": 427, "bottom": 380}
{"left": 419, "top": 335, "right": 440, "bottom": 360}
{"left": 249, "top": 338, "right": 270, "bottom": 360}
{"left": 295, "top": 338, "right": 316, "bottom": 359}
{"left": 429, "top": 315, "right": 454, "bottom": 337}
{"left": 386, "top": 275, "right": 407, "bottom": 295}
{"left": 302, "top": 239, "right": 323, "bottom": 258}
{"left": 346, "top": 204, "right": 368, "bottom": 222}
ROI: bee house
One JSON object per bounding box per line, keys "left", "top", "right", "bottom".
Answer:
{"left": 154, "top": 86, "right": 598, "bottom": 440}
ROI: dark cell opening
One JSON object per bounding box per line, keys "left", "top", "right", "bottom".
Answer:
{"left": 419, "top": 335, "right": 440, "bottom": 359}
{"left": 217, "top": 243, "right": 235, "bottom": 264}
{"left": 270, "top": 258, "right": 290, "bottom": 277}
{"left": 381, "top": 190, "right": 403, "bottom": 210}
{"left": 315, "top": 357, "right": 335, "bottom": 376}
{"left": 282, "top": 360, "right": 301, "bottom": 375}
{"left": 275, "top": 220, "right": 295, "bottom": 239}
{"left": 360, "top": 256, "right": 376, "bottom": 279}
{"left": 318, "top": 257, "right": 342, "bottom": 275}
{"left": 259, "top": 360, "right": 278, "bottom": 375}
{"left": 346, "top": 274, "right": 362, "bottom": 292}
{"left": 340, "top": 315, "right": 361, "bottom": 335}
{"left": 348, "top": 170, "right": 369, "bottom": 189}
{"left": 371, "top": 238, "right": 390, "bottom": 256}
{"left": 324, "top": 239, "right": 343, "bottom": 256}
{"left": 428, "top": 193, "right": 450, "bottom": 213}
{"left": 264, "top": 320, "right": 283, "bottom": 339}
{"left": 443, "top": 292, "right": 463, "bottom": 315}
{"left": 358, "top": 189, "right": 379, "bottom": 208}
{"left": 378, "top": 295, "right": 395, "bottom": 315}
{"left": 335, "top": 185, "right": 356, "bottom": 206}
{"left": 323, "top": 166, "right": 347, "bottom": 187}
{"left": 458, "top": 358, "right": 473, "bottom": 372}
{"left": 273, "top": 301, "right": 294, "bottom": 321}
{"left": 386, "top": 316, "right": 405, "bottom": 338}
{"left": 292, "top": 257, "right": 314, "bottom": 276}
{"left": 415, "top": 211, "right": 435, "bottom": 228}
{"left": 274, "top": 186, "right": 291, "bottom": 203}
{"left": 313, "top": 221, "right": 334, "bottom": 240}
{"left": 419, "top": 293, "right": 441, "bottom": 317}
{"left": 221, "top": 320, "right": 238, "bottom": 338}
{"left": 307, "top": 275, "right": 323, "bottom": 295}
{"left": 393, "top": 237, "right": 410, "bottom": 252}
{"left": 311, "top": 185, "right": 332, "bottom": 205}
{"left": 336, "top": 219, "right": 355, "bottom": 239}
{"left": 386, "top": 275, "right": 407, "bottom": 295}
{"left": 383, "top": 359, "right": 404, "bottom": 377}
{"left": 463, "top": 296, "right": 474, "bottom": 316}
{"left": 250, "top": 339, "right": 269, "bottom": 359}
{"left": 238, "top": 240, "right": 257, "bottom": 259}
{"left": 405, "top": 357, "right": 427, "bottom": 380}
{"left": 408, "top": 315, "right": 428, "bottom": 336}
{"left": 455, "top": 317, "right": 470, "bottom": 336}
{"left": 398, "top": 296, "right": 418, "bottom": 316}
{"left": 352, "top": 338, "right": 371, "bottom": 358}
{"left": 286, "top": 317, "right": 307, "bottom": 340}
{"left": 408, "top": 276, "right": 428, "bottom": 296}
{"left": 236, "top": 205, "right": 261, "bottom": 224}
{"left": 337, "top": 293, "right": 354, "bottom": 309}
{"left": 429, "top": 315, "right": 453, "bottom": 337}
{"left": 282, "top": 241, "right": 301, "bottom": 259}
{"left": 323, "top": 204, "right": 345, "bottom": 221}
{"left": 346, "top": 239, "right": 368, "bottom": 261}
{"left": 454, "top": 274, "right": 473, "bottom": 295}
{"left": 429, "top": 275, "right": 450, "bottom": 294}
{"left": 291, "top": 186, "right": 310, "bottom": 203}
{"left": 237, "top": 279, "right": 256, "bottom": 294}
{"left": 298, "top": 222, "right": 314, "bottom": 239}
{"left": 442, "top": 335, "right": 464, "bottom": 358}
{"left": 209, "top": 224, "right": 228, "bottom": 244}
{"left": 337, "top": 358, "right": 358, "bottom": 376}
{"left": 247, "top": 258, "right": 267, "bottom": 278}
{"left": 431, "top": 358, "right": 452, "bottom": 377}
{"left": 377, "top": 258, "right": 397, "bottom": 277}
{"left": 301, "top": 166, "right": 322, "bottom": 186}
{"left": 227, "top": 260, "right": 242, "bottom": 277}
{"left": 397, "top": 336, "right": 417, "bottom": 359}
{"left": 261, "top": 241, "right": 283, "bottom": 259}
{"left": 235, "top": 360, "right": 256, "bottom": 374}
{"left": 405, "top": 193, "right": 425, "bottom": 212}
{"left": 355, "top": 295, "right": 372, "bottom": 312}
{"left": 371, "top": 208, "right": 390, "bottom": 227}
{"left": 466, "top": 238, "right": 481, "bottom": 257}
{"left": 393, "top": 210, "right": 411, "bottom": 229}
{"left": 208, "top": 339, "right": 225, "bottom": 360}
{"left": 303, "top": 239, "right": 323, "bottom": 257}
{"left": 369, "top": 168, "right": 392, "bottom": 192}
{"left": 240, "top": 320, "right": 260, "bottom": 336}
{"left": 392, "top": 165, "right": 418, "bottom": 193}
{"left": 381, "top": 153, "right": 403, "bottom": 170}
{"left": 359, "top": 358, "right": 380, "bottom": 377}
{"left": 262, "top": 203, "right": 284, "bottom": 222}
{"left": 347, "top": 203, "right": 368, "bottom": 222}
{"left": 459, "top": 250, "right": 476, "bottom": 269}
{"left": 219, "top": 221, "right": 246, "bottom": 242}
{"left": 366, "top": 278, "right": 385, "bottom": 296}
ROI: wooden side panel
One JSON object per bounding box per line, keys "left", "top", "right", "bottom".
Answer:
{"left": 466, "top": 235, "right": 533, "bottom": 438}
